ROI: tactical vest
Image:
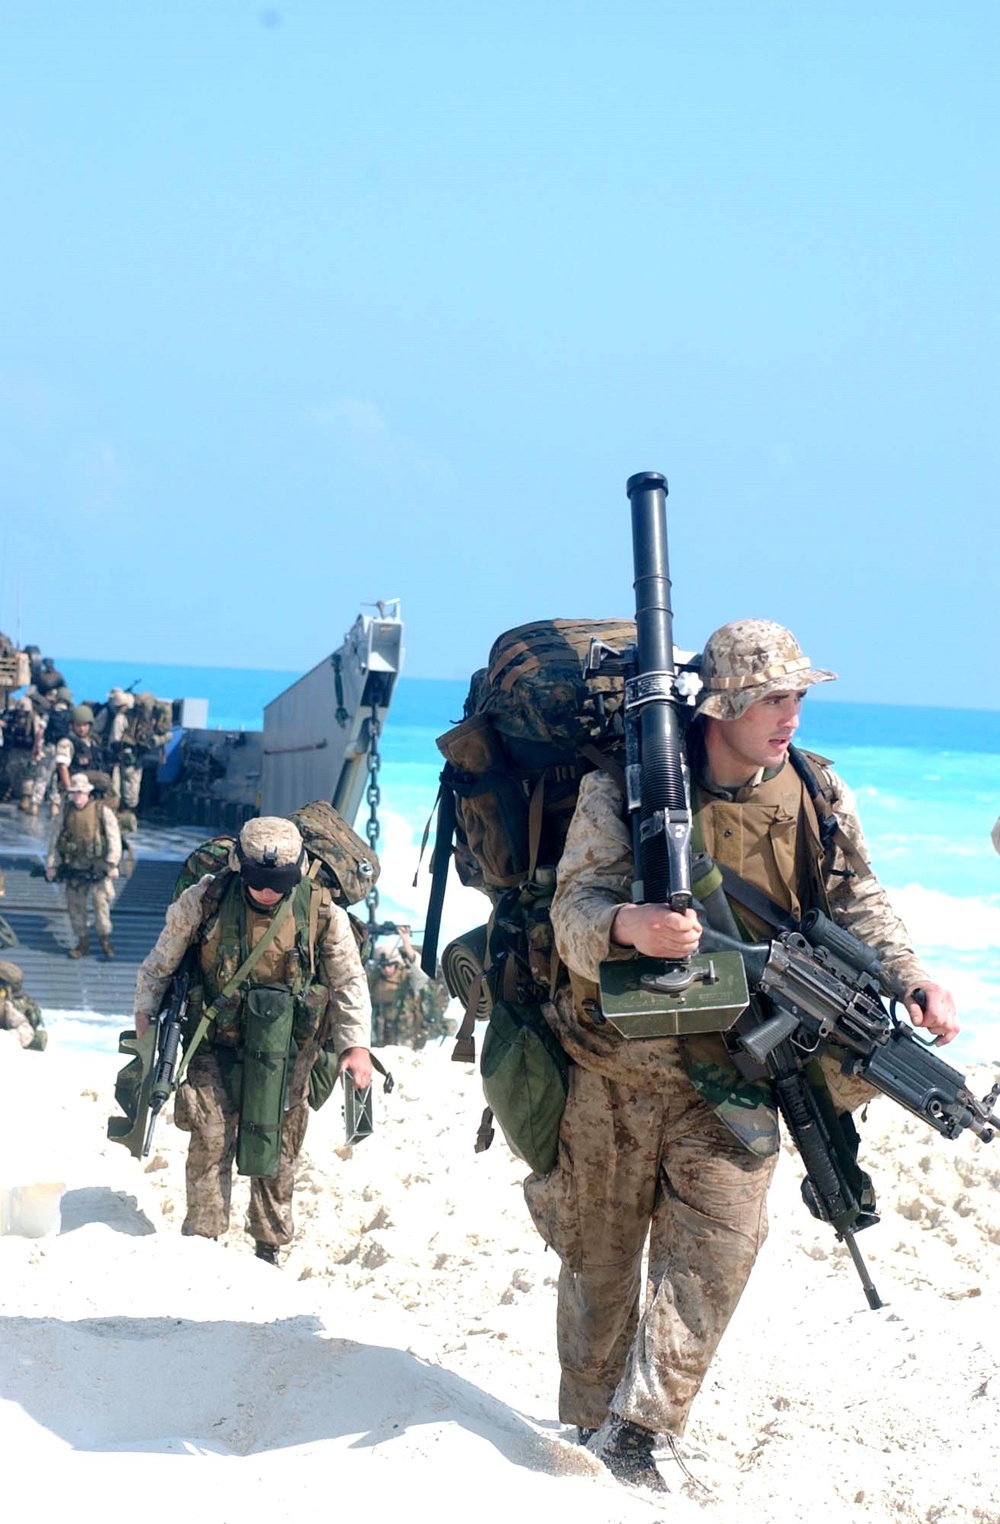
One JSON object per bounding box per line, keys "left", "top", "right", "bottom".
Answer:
{"left": 45, "top": 705, "right": 73, "bottom": 746}
{"left": 192, "top": 874, "right": 328, "bottom": 1048}
{"left": 559, "top": 751, "right": 835, "bottom": 1089}
{"left": 56, "top": 801, "right": 110, "bottom": 877}
{"left": 67, "top": 731, "right": 104, "bottom": 772}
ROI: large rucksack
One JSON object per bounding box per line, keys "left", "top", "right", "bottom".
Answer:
{"left": 431, "top": 618, "right": 635, "bottom": 996}
{"left": 428, "top": 618, "right": 639, "bottom": 1175}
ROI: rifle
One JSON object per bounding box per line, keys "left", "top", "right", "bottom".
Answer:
{"left": 142, "top": 970, "right": 190, "bottom": 1157}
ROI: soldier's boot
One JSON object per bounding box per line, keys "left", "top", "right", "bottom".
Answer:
{"left": 255, "top": 1241, "right": 281, "bottom": 1267}
{"left": 587, "top": 1415, "right": 668, "bottom": 1494}
{"left": 100, "top": 937, "right": 115, "bottom": 959}
{"left": 68, "top": 936, "right": 90, "bottom": 959}
{"left": 19, "top": 796, "right": 31, "bottom": 812}
{"left": 49, "top": 801, "right": 60, "bottom": 816}
{"left": 29, "top": 802, "right": 39, "bottom": 815}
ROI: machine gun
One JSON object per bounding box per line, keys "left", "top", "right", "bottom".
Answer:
{"left": 142, "top": 970, "right": 190, "bottom": 1157}
{"left": 720, "top": 910, "right": 999, "bottom": 1307}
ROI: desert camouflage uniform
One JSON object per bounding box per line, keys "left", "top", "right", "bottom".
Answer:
{"left": 528, "top": 760, "right": 929, "bottom": 1437}
{"left": 368, "top": 960, "right": 452, "bottom": 1048}
{"left": 135, "top": 874, "right": 371, "bottom": 1245}
{"left": 46, "top": 800, "right": 122, "bottom": 941}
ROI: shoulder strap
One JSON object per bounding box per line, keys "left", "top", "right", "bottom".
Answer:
{"left": 789, "top": 745, "right": 871, "bottom": 880}
{"left": 177, "top": 892, "right": 296, "bottom": 1081}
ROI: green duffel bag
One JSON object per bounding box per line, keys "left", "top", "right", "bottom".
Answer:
{"left": 236, "top": 985, "right": 296, "bottom": 1178}
{"left": 480, "top": 1000, "right": 570, "bottom": 1177}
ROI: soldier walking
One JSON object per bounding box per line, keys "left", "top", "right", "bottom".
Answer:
{"left": 45, "top": 773, "right": 122, "bottom": 959}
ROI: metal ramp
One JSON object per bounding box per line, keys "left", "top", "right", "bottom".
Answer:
{"left": 0, "top": 811, "right": 185, "bottom": 1015}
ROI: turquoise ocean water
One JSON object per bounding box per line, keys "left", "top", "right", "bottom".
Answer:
{"left": 57, "top": 658, "right": 1000, "bottom": 1064}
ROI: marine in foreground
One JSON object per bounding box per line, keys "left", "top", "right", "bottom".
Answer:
{"left": 133, "top": 816, "right": 372, "bottom": 1263}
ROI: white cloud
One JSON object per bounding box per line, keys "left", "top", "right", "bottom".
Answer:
{"left": 306, "top": 396, "right": 449, "bottom": 485}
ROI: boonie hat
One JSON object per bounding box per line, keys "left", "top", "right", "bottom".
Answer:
{"left": 67, "top": 772, "right": 94, "bottom": 795}
{"left": 108, "top": 688, "right": 135, "bottom": 709}
{"left": 696, "top": 619, "right": 836, "bottom": 721}
{"left": 233, "top": 817, "right": 306, "bottom": 894}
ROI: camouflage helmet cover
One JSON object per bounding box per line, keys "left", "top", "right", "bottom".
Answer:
{"left": 232, "top": 817, "right": 306, "bottom": 892}
{"left": 0, "top": 958, "right": 23, "bottom": 990}
{"left": 696, "top": 619, "right": 837, "bottom": 721}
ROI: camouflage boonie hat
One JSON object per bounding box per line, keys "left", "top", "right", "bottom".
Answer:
{"left": 0, "top": 958, "right": 23, "bottom": 990}
{"left": 108, "top": 688, "right": 134, "bottom": 709}
{"left": 67, "top": 772, "right": 95, "bottom": 794}
{"left": 696, "top": 619, "right": 836, "bottom": 720}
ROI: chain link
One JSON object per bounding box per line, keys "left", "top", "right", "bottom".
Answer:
{"left": 364, "top": 707, "right": 381, "bottom": 926}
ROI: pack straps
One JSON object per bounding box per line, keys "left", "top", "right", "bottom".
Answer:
{"left": 176, "top": 893, "right": 296, "bottom": 1082}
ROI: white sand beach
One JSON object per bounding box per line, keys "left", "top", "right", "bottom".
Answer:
{"left": 1, "top": 1030, "right": 998, "bottom": 1524}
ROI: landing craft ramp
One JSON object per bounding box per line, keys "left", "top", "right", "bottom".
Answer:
{"left": 0, "top": 605, "right": 403, "bottom": 1021}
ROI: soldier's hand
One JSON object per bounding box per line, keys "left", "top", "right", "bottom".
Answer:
{"left": 611, "top": 903, "right": 702, "bottom": 960}
{"left": 44, "top": 866, "right": 56, "bottom": 882}
{"left": 108, "top": 867, "right": 120, "bottom": 880}
{"left": 904, "top": 983, "right": 960, "bottom": 1046}
{"left": 135, "top": 1011, "right": 150, "bottom": 1037}
{"left": 339, "top": 1045, "right": 372, "bottom": 1090}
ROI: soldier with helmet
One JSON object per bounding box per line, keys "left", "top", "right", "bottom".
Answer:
{"left": 23, "top": 684, "right": 74, "bottom": 816}
{"left": 133, "top": 816, "right": 371, "bottom": 1265}
{"left": 54, "top": 705, "right": 105, "bottom": 794}
{"left": 0, "top": 960, "right": 47, "bottom": 1051}
{"left": 93, "top": 688, "right": 141, "bottom": 807}
{"left": 1, "top": 695, "right": 42, "bottom": 805}
{"left": 367, "top": 925, "right": 454, "bottom": 1048}
{"left": 530, "top": 618, "right": 959, "bottom": 1492}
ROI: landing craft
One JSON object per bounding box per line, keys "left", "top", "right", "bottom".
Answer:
{"left": 0, "top": 603, "right": 403, "bottom": 1019}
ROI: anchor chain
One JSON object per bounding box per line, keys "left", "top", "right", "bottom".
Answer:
{"left": 364, "top": 705, "right": 382, "bottom": 928}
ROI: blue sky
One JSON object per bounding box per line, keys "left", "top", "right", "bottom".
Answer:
{"left": 0, "top": 1, "right": 996, "bottom": 705}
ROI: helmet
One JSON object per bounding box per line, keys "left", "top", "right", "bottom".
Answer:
{"left": 696, "top": 620, "right": 836, "bottom": 721}
{"left": 0, "top": 958, "right": 23, "bottom": 991}
{"left": 54, "top": 686, "right": 73, "bottom": 702}
{"left": 233, "top": 817, "right": 306, "bottom": 893}
{"left": 72, "top": 704, "right": 95, "bottom": 725}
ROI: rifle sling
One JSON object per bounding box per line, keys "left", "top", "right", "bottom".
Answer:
{"left": 714, "top": 863, "right": 799, "bottom": 935}
{"left": 176, "top": 892, "right": 295, "bottom": 1083}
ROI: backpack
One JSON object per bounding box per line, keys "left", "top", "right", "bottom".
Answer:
{"left": 45, "top": 705, "right": 73, "bottom": 746}
{"left": 430, "top": 618, "right": 635, "bottom": 1001}
{"left": 428, "top": 618, "right": 639, "bottom": 1173}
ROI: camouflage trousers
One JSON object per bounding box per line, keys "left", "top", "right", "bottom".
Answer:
{"left": 65, "top": 877, "right": 115, "bottom": 939}
{"left": 111, "top": 762, "right": 142, "bottom": 809}
{"left": 173, "top": 1040, "right": 318, "bottom": 1247}
{"left": 28, "top": 746, "right": 57, "bottom": 806}
{"left": 524, "top": 1059, "right": 778, "bottom": 1436}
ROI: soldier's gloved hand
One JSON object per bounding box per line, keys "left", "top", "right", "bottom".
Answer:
{"left": 339, "top": 1045, "right": 372, "bottom": 1090}
{"left": 611, "top": 903, "right": 702, "bottom": 960}
{"left": 904, "top": 983, "right": 960, "bottom": 1046}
